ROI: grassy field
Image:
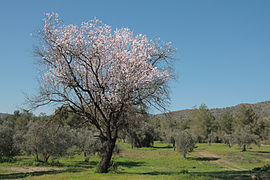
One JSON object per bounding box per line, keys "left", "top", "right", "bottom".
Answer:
{"left": 0, "top": 142, "right": 269, "bottom": 179}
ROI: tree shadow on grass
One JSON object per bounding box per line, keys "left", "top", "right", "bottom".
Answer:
{"left": 116, "top": 161, "right": 145, "bottom": 168}
{"left": 191, "top": 170, "right": 253, "bottom": 180}
{"left": 125, "top": 170, "right": 254, "bottom": 179}
{"left": 187, "top": 157, "right": 220, "bottom": 161}
{"left": 152, "top": 145, "right": 172, "bottom": 149}
{"left": 253, "top": 151, "right": 270, "bottom": 154}
{"left": 0, "top": 168, "right": 82, "bottom": 179}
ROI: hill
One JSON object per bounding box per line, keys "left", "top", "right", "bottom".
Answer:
{"left": 0, "top": 113, "right": 10, "bottom": 119}
{"left": 155, "top": 101, "right": 270, "bottom": 122}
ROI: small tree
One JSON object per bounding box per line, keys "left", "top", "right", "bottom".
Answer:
{"left": 217, "top": 111, "right": 233, "bottom": 134}
{"left": 24, "top": 120, "right": 73, "bottom": 162}
{"left": 0, "top": 122, "right": 19, "bottom": 161}
{"left": 222, "top": 132, "right": 234, "bottom": 148}
{"left": 175, "top": 130, "right": 195, "bottom": 159}
{"left": 29, "top": 13, "right": 175, "bottom": 173}
{"left": 75, "top": 127, "right": 105, "bottom": 162}
{"left": 207, "top": 131, "right": 218, "bottom": 145}
{"left": 233, "top": 126, "right": 260, "bottom": 151}
{"left": 190, "top": 104, "right": 216, "bottom": 142}
{"left": 233, "top": 105, "right": 260, "bottom": 151}
{"left": 124, "top": 119, "right": 155, "bottom": 148}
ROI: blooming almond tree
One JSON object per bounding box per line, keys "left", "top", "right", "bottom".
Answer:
{"left": 31, "top": 13, "right": 175, "bottom": 173}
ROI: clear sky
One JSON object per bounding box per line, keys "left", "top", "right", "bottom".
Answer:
{"left": 0, "top": 0, "right": 269, "bottom": 115}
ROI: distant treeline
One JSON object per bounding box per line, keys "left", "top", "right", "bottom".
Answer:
{"left": 0, "top": 101, "right": 269, "bottom": 163}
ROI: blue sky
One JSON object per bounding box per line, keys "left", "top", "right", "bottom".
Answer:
{"left": 0, "top": 0, "right": 269, "bottom": 115}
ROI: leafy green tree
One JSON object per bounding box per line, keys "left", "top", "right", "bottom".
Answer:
{"left": 159, "top": 116, "right": 179, "bottom": 150}
{"left": 233, "top": 126, "right": 260, "bottom": 151}
{"left": 234, "top": 104, "right": 258, "bottom": 130}
{"left": 190, "top": 104, "right": 216, "bottom": 142}
{"left": 175, "top": 130, "right": 195, "bottom": 158}
{"left": 222, "top": 133, "right": 234, "bottom": 148}
{"left": 233, "top": 105, "right": 260, "bottom": 151}
{"left": 217, "top": 110, "right": 233, "bottom": 135}
{"left": 125, "top": 120, "right": 155, "bottom": 148}
{"left": 119, "top": 109, "right": 155, "bottom": 148}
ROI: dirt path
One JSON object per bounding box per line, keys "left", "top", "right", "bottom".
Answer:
{"left": 197, "top": 151, "right": 246, "bottom": 171}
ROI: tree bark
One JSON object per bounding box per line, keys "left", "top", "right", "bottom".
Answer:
{"left": 242, "top": 144, "right": 246, "bottom": 152}
{"left": 97, "top": 138, "right": 116, "bottom": 173}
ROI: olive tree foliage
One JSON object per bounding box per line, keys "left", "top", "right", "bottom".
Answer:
{"left": 159, "top": 116, "right": 178, "bottom": 150}
{"left": 23, "top": 120, "right": 74, "bottom": 162}
{"left": 127, "top": 121, "right": 155, "bottom": 148}
{"left": 175, "top": 130, "right": 195, "bottom": 159}
{"left": 207, "top": 131, "right": 218, "bottom": 145}
{"left": 232, "top": 126, "right": 260, "bottom": 152}
{"left": 0, "top": 122, "right": 19, "bottom": 161}
{"left": 75, "top": 127, "right": 105, "bottom": 162}
{"left": 29, "top": 13, "right": 175, "bottom": 173}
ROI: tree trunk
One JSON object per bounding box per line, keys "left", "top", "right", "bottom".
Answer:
{"left": 84, "top": 152, "right": 89, "bottom": 162}
{"left": 183, "top": 153, "right": 186, "bottom": 159}
{"left": 35, "top": 151, "right": 39, "bottom": 161}
{"left": 97, "top": 138, "right": 116, "bottom": 173}
{"left": 44, "top": 154, "right": 50, "bottom": 162}
{"left": 242, "top": 144, "right": 246, "bottom": 152}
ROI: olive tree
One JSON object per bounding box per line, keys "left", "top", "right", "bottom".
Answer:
{"left": 24, "top": 120, "right": 73, "bottom": 162}
{"left": 29, "top": 13, "right": 175, "bottom": 173}
{"left": 75, "top": 127, "right": 105, "bottom": 162}
{"left": 0, "top": 122, "right": 19, "bottom": 161}
{"left": 233, "top": 126, "right": 260, "bottom": 151}
{"left": 175, "top": 130, "right": 195, "bottom": 159}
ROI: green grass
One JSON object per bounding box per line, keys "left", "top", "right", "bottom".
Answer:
{"left": 0, "top": 142, "right": 269, "bottom": 179}
{"left": 195, "top": 143, "right": 270, "bottom": 169}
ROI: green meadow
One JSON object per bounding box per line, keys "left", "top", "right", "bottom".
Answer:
{"left": 0, "top": 142, "right": 269, "bottom": 180}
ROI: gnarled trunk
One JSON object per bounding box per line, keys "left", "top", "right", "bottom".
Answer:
{"left": 97, "top": 138, "right": 116, "bottom": 173}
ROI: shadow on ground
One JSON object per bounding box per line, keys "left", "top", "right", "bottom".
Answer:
{"left": 116, "top": 160, "right": 145, "bottom": 168}
{"left": 254, "top": 151, "right": 270, "bottom": 154}
{"left": 123, "top": 170, "right": 256, "bottom": 179}
{"left": 0, "top": 168, "right": 81, "bottom": 179}
{"left": 187, "top": 157, "right": 220, "bottom": 161}
{"left": 0, "top": 160, "right": 99, "bottom": 179}
{"left": 152, "top": 145, "right": 172, "bottom": 149}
